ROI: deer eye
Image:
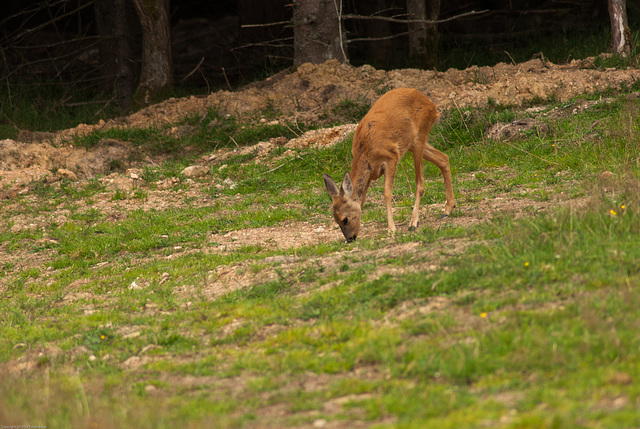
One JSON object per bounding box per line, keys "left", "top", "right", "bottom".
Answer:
{"left": 342, "top": 217, "right": 349, "bottom": 225}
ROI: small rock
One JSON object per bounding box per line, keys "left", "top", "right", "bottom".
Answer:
{"left": 159, "top": 272, "right": 170, "bottom": 284}
{"left": 128, "top": 280, "right": 142, "bottom": 290}
{"left": 156, "top": 177, "right": 180, "bottom": 189}
{"left": 57, "top": 168, "right": 78, "bottom": 181}
{"left": 223, "top": 178, "right": 237, "bottom": 189}
{"left": 182, "top": 165, "right": 209, "bottom": 178}
{"left": 312, "top": 419, "right": 327, "bottom": 428}
{"left": 127, "top": 168, "right": 143, "bottom": 180}
{"left": 612, "top": 396, "right": 630, "bottom": 409}
{"left": 123, "top": 355, "right": 150, "bottom": 369}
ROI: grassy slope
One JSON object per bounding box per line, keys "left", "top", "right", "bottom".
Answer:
{"left": 1, "top": 83, "right": 640, "bottom": 428}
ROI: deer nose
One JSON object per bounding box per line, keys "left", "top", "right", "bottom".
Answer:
{"left": 347, "top": 235, "right": 357, "bottom": 243}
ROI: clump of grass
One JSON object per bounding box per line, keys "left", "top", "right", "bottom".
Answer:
{"left": 69, "top": 109, "right": 315, "bottom": 157}
{"left": 325, "top": 95, "right": 372, "bottom": 124}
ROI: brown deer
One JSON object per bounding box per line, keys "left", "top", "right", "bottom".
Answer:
{"left": 323, "top": 88, "right": 455, "bottom": 242}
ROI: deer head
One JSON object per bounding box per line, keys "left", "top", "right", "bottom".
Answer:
{"left": 323, "top": 172, "right": 361, "bottom": 242}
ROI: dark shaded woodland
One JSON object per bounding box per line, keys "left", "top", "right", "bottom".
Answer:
{"left": 0, "top": 0, "right": 636, "bottom": 110}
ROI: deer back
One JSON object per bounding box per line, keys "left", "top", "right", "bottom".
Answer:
{"left": 350, "top": 88, "right": 439, "bottom": 183}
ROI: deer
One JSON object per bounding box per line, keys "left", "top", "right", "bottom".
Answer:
{"left": 323, "top": 87, "right": 455, "bottom": 242}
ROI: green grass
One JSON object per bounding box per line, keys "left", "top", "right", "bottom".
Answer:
{"left": 2, "top": 84, "right": 640, "bottom": 428}
{"left": 70, "top": 109, "right": 315, "bottom": 155}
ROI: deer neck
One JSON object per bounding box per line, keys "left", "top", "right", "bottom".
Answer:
{"left": 350, "top": 155, "right": 372, "bottom": 204}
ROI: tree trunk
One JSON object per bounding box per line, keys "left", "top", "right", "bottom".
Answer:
{"left": 131, "top": 0, "right": 173, "bottom": 107}
{"left": 293, "top": 0, "right": 347, "bottom": 66}
{"left": 608, "top": 0, "right": 631, "bottom": 56}
{"left": 407, "top": 0, "right": 440, "bottom": 69}
{"left": 94, "top": 0, "right": 138, "bottom": 110}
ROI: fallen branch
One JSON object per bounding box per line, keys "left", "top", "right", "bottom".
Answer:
{"left": 263, "top": 154, "right": 304, "bottom": 175}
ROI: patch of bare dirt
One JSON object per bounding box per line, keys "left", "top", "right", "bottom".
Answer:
{"left": 182, "top": 237, "right": 470, "bottom": 302}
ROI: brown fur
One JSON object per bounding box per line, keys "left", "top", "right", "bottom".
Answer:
{"left": 323, "top": 88, "right": 455, "bottom": 241}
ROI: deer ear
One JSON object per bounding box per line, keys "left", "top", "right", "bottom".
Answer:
{"left": 341, "top": 172, "right": 353, "bottom": 198}
{"left": 323, "top": 173, "right": 340, "bottom": 199}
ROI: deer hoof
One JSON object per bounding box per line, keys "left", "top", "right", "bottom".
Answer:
{"left": 408, "top": 226, "right": 416, "bottom": 231}
{"left": 441, "top": 214, "right": 449, "bottom": 219}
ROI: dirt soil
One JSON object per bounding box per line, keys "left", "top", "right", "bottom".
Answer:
{"left": 3, "top": 55, "right": 640, "bottom": 189}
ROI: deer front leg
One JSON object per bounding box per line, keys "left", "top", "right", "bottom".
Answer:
{"left": 409, "top": 152, "right": 424, "bottom": 230}
{"left": 424, "top": 144, "right": 455, "bottom": 216}
{"left": 383, "top": 163, "right": 398, "bottom": 233}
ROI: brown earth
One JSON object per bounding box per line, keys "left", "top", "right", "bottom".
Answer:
{"left": 3, "top": 54, "right": 640, "bottom": 191}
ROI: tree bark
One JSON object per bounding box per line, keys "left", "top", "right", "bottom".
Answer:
{"left": 94, "top": 0, "right": 138, "bottom": 110}
{"left": 131, "top": 0, "right": 173, "bottom": 107}
{"left": 407, "top": 0, "right": 440, "bottom": 69}
{"left": 293, "top": 0, "right": 347, "bottom": 66}
{"left": 608, "top": 0, "right": 631, "bottom": 56}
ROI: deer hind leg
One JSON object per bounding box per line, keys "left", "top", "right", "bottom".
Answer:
{"left": 409, "top": 150, "right": 424, "bottom": 230}
{"left": 423, "top": 143, "right": 455, "bottom": 216}
{"left": 383, "top": 162, "right": 398, "bottom": 233}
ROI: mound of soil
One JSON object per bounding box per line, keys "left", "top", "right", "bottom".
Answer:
{"left": 2, "top": 55, "right": 640, "bottom": 193}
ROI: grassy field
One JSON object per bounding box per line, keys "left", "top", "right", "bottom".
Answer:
{"left": 1, "top": 80, "right": 640, "bottom": 428}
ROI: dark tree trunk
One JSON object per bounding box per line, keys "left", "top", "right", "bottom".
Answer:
{"left": 94, "top": 0, "right": 138, "bottom": 110}
{"left": 407, "top": 0, "right": 440, "bottom": 69}
{"left": 608, "top": 0, "right": 632, "bottom": 56}
{"left": 293, "top": 0, "right": 347, "bottom": 66}
{"left": 131, "top": 0, "right": 173, "bottom": 107}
